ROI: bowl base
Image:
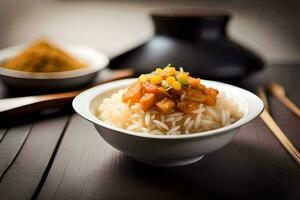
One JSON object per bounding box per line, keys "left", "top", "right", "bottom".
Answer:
{"left": 133, "top": 155, "right": 204, "bottom": 167}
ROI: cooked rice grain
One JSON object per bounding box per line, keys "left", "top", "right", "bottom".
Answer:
{"left": 97, "top": 89, "right": 243, "bottom": 135}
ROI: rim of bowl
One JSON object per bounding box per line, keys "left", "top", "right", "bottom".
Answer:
{"left": 73, "top": 78, "right": 264, "bottom": 139}
{"left": 0, "top": 44, "right": 109, "bottom": 79}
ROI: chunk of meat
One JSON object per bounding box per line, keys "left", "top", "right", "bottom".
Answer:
{"left": 186, "top": 88, "right": 206, "bottom": 103}
{"left": 155, "top": 86, "right": 171, "bottom": 102}
{"left": 204, "top": 95, "right": 216, "bottom": 106}
{"left": 198, "top": 84, "right": 207, "bottom": 92}
{"left": 176, "top": 100, "right": 200, "bottom": 114}
{"left": 169, "top": 88, "right": 185, "bottom": 96}
{"left": 156, "top": 98, "right": 175, "bottom": 114}
{"left": 122, "top": 81, "right": 142, "bottom": 104}
{"left": 205, "top": 87, "right": 219, "bottom": 98}
{"left": 142, "top": 82, "right": 159, "bottom": 94}
{"left": 140, "top": 93, "right": 155, "bottom": 112}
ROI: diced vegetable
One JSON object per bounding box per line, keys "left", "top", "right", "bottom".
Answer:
{"left": 172, "top": 81, "right": 182, "bottom": 90}
{"left": 142, "top": 82, "right": 159, "bottom": 94}
{"left": 151, "top": 75, "right": 163, "bottom": 85}
{"left": 165, "top": 63, "right": 172, "bottom": 68}
{"left": 161, "top": 80, "right": 171, "bottom": 90}
{"left": 188, "top": 77, "right": 200, "bottom": 88}
{"left": 140, "top": 93, "right": 155, "bottom": 111}
{"left": 139, "top": 74, "right": 148, "bottom": 82}
{"left": 156, "top": 98, "right": 175, "bottom": 114}
{"left": 122, "top": 82, "right": 143, "bottom": 104}
{"left": 125, "top": 65, "right": 219, "bottom": 113}
{"left": 177, "top": 100, "right": 199, "bottom": 114}
{"left": 155, "top": 68, "right": 163, "bottom": 74}
{"left": 166, "top": 76, "right": 176, "bottom": 86}
{"left": 177, "top": 73, "right": 188, "bottom": 83}
{"left": 166, "top": 67, "right": 176, "bottom": 76}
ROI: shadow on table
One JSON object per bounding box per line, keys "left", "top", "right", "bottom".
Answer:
{"left": 95, "top": 139, "right": 299, "bottom": 200}
{"left": 0, "top": 106, "right": 73, "bottom": 128}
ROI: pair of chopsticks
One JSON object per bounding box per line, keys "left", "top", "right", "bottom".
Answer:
{"left": 258, "top": 83, "right": 300, "bottom": 165}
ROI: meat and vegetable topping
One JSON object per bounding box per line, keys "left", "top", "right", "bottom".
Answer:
{"left": 122, "top": 65, "right": 219, "bottom": 114}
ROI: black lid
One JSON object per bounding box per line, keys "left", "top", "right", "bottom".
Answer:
{"left": 151, "top": 8, "right": 231, "bottom": 39}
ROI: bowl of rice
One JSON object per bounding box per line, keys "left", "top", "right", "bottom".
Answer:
{"left": 73, "top": 66, "right": 263, "bottom": 167}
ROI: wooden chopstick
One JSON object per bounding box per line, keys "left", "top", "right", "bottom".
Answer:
{"left": 260, "top": 110, "right": 300, "bottom": 165}
{"left": 278, "top": 96, "right": 300, "bottom": 118}
{"left": 258, "top": 87, "right": 300, "bottom": 165}
{"left": 258, "top": 87, "right": 269, "bottom": 112}
{"left": 277, "top": 95, "right": 300, "bottom": 118}
{"left": 269, "top": 84, "right": 300, "bottom": 118}
{"left": 0, "top": 68, "right": 135, "bottom": 115}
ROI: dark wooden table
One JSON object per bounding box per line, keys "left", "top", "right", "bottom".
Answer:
{"left": 0, "top": 65, "right": 299, "bottom": 200}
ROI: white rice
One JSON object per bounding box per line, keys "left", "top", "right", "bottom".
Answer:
{"left": 97, "top": 89, "right": 243, "bottom": 135}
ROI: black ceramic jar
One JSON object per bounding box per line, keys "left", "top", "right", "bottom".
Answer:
{"left": 109, "top": 9, "right": 264, "bottom": 82}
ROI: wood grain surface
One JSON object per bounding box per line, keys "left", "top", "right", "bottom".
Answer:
{"left": 0, "top": 129, "right": 7, "bottom": 142}
{"left": 37, "top": 100, "right": 300, "bottom": 200}
{"left": 0, "top": 65, "right": 299, "bottom": 200}
{"left": 0, "top": 116, "right": 70, "bottom": 199}
{"left": 0, "top": 124, "right": 32, "bottom": 179}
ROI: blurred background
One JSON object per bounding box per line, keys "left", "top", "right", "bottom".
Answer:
{"left": 1, "top": 0, "right": 300, "bottom": 65}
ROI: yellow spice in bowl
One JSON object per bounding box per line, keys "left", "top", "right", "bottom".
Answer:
{"left": 3, "top": 40, "right": 87, "bottom": 72}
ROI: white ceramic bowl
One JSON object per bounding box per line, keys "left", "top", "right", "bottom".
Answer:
{"left": 0, "top": 44, "right": 109, "bottom": 90}
{"left": 73, "top": 78, "right": 263, "bottom": 167}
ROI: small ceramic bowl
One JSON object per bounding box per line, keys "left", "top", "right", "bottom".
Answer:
{"left": 73, "top": 79, "right": 263, "bottom": 167}
{"left": 0, "top": 44, "right": 109, "bottom": 90}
